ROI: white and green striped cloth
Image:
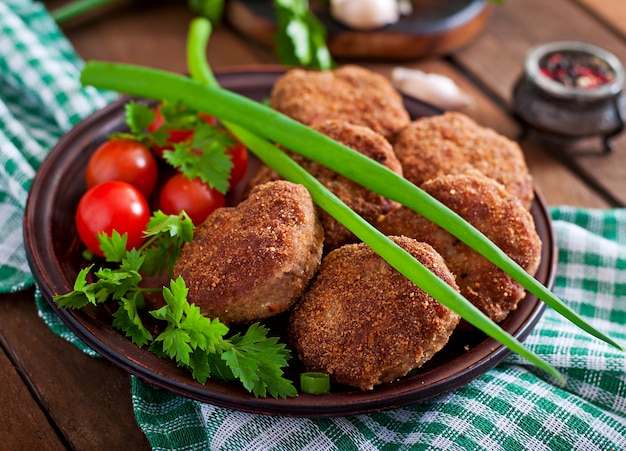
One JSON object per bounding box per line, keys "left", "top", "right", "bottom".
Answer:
{"left": 2, "top": 2, "right": 626, "bottom": 449}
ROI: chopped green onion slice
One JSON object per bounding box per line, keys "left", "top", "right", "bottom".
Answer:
{"left": 300, "top": 372, "right": 331, "bottom": 395}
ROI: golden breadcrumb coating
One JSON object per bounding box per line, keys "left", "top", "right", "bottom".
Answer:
{"left": 288, "top": 236, "right": 460, "bottom": 391}
{"left": 246, "top": 119, "right": 403, "bottom": 251}
{"left": 393, "top": 112, "right": 534, "bottom": 209}
{"left": 270, "top": 65, "right": 411, "bottom": 141}
{"left": 174, "top": 181, "right": 324, "bottom": 324}
{"left": 378, "top": 171, "right": 541, "bottom": 323}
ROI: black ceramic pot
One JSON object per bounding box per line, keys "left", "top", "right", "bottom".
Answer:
{"left": 513, "top": 41, "right": 625, "bottom": 152}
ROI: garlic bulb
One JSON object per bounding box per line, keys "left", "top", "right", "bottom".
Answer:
{"left": 391, "top": 67, "right": 473, "bottom": 110}
{"left": 330, "top": 0, "right": 401, "bottom": 30}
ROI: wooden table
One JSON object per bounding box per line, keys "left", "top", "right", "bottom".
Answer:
{"left": 2, "top": 0, "right": 625, "bottom": 449}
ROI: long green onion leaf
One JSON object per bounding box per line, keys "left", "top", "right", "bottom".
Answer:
{"left": 51, "top": 0, "right": 120, "bottom": 23}
{"left": 80, "top": 61, "right": 622, "bottom": 353}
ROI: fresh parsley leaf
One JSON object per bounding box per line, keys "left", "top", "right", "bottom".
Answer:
{"left": 163, "top": 122, "right": 234, "bottom": 194}
{"left": 206, "top": 354, "right": 235, "bottom": 382}
{"left": 146, "top": 210, "right": 195, "bottom": 244}
{"left": 150, "top": 277, "right": 229, "bottom": 366}
{"left": 158, "top": 100, "right": 200, "bottom": 131}
{"left": 188, "top": 347, "right": 212, "bottom": 383}
{"left": 112, "top": 293, "right": 153, "bottom": 346}
{"left": 148, "top": 278, "right": 295, "bottom": 397}
{"left": 54, "top": 211, "right": 193, "bottom": 348}
{"left": 140, "top": 211, "right": 194, "bottom": 277}
{"left": 156, "top": 328, "right": 194, "bottom": 365}
{"left": 222, "top": 323, "right": 297, "bottom": 398}
{"left": 123, "top": 99, "right": 235, "bottom": 194}
{"left": 125, "top": 101, "right": 156, "bottom": 135}
{"left": 54, "top": 265, "right": 95, "bottom": 308}
{"left": 98, "top": 230, "right": 129, "bottom": 263}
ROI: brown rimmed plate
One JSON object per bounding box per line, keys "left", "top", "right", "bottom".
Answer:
{"left": 23, "top": 67, "right": 556, "bottom": 417}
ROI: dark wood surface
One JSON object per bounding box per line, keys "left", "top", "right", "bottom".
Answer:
{"left": 2, "top": 0, "right": 625, "bottom": 448}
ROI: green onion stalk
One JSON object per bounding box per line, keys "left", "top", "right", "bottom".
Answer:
{"left": 51, "top": 0, "right": 119, "bottom": 23}
{"left": 80, "top": 18, "right": 623, "bottom": 383}
{"left": 51, "top": 0, "right": 225, "bottom": 25}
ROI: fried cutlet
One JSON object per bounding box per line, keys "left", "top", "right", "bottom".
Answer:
{"left": 270, "top": 65, "right": 411, "bottom": 141}
{"left": 377, "top": 171, "right": 542, "bottom": 323}
{"left": 393, "top": 112, "right": 534, "bottom": 209}
{"left": 173, "top": 180, "right": 324, "bottom": 324}
{"left": 288, "top": 236, "right": 460, "bottom": 391}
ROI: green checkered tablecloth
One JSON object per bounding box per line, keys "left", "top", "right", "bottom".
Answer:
{"left": 2, "top": 1, "right": 626, "bottom": 450}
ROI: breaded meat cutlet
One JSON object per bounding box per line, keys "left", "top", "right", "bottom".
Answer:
{"left": 394, "top": 112, "right": 534, "bottom": 209}
{"left": 246, "top": 119, "right": 403, "bottom": 251}
{"left": 173, "top": 181, "right": 324, "bottom": 325}
{"left": 270, "top": 65, "right": 411, "bottom": 141}
{"left": 288, "top": 236, "right": 461, "bottom": 391}
{"left": 377, "top": 171, "right": 542, "bottom": 323}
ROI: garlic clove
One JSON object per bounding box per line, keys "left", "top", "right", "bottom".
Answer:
{"left": 330, "top": 0, "right": 400, "bottom": 30}
{"left": 391, "top": 67, "right": 473, "bottom": 110}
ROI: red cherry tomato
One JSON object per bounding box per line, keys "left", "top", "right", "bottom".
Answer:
{"left": 198, "top": 112, "right": 218, "bottom": 126}
{"left": 86, "top": 138, "right": 158, "bottom": 198}
{"left": 159, "top": 174, "right": 226, "bottom": 225}
{"left": 76, "top": 181, "right": 150, "bottom": 257}
{"left": 226, "top": 140, "right": 248, "bottom": 189}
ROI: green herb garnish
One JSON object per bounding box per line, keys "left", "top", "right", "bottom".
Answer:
{"left": 54, "top": 212, "right": 194, "bottom": 345}
{"left": 122, "top": 100, "right": 234, "bottom": 194}
{"left": 164, "top": 121, "right": 234, "bottom": 194}
{"left": 149, "top": 277, "right": 296, "bottom": 397}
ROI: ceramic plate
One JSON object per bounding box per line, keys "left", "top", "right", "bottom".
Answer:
{"left": 24, "top": 67, "right": 556, "bottom": 417}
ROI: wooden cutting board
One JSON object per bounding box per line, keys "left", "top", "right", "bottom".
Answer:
{"left": 226, "top": 0, "right": 494, "bottom": 60}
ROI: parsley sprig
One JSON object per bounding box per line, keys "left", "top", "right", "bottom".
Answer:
{"left": 165, "top": 122, "right": 234, "bottom": 194}
{"left": 54, "top": 211, "right": 296, "bottom": 398}
{"left": 122, "top": 100, "right": 234, "bottom": 194}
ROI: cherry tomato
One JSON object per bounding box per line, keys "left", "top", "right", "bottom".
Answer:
{"left": 159, "top": 174, "right": 226, "bottom": 225}
{"left": 198, "top": 112, "right": 218, "bottom": 126}
{"left": 86, "top": 138, "right": 158, "bottom": 198}
{"left": 226, "top": 140, "right": 248, "bottom": 189}
{"left": 76, "top": 181, "right": 150, "bottom": 257}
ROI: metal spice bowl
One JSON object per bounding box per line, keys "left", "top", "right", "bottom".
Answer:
{"left": 512, "top": 41, "right": 625, "bottom": 152}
